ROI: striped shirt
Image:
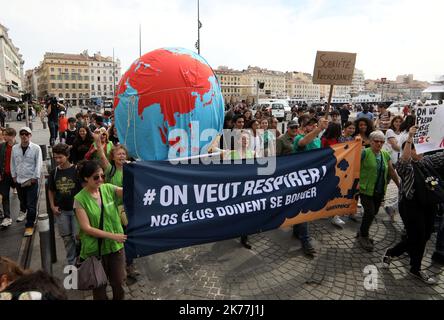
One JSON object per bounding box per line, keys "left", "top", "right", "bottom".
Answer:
{"left": 396, "top": 151, "right": 444, "bottom": 200}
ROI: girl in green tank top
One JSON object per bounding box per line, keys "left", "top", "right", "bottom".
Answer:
{"left": 74, "top": 161, "right": 126, "bottom": 260}
{"left": 74, "top": 160, "right": 127, "bottom": 300}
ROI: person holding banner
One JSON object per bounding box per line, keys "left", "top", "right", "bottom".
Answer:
{"left": 276, "top": 120, "right": 299, "bottom": 156}
{"left": 358, "top": 131, "right": 400, "bottom": 252}
{"left": 224, "top": 130, "right": 255, "bottom": 249}
{"left": 291, "top": 116, "right": 329, "bottom": 255}
{"left": 383, "top": 126, "right": 444, "bottom": 284}
{"left": 74, "top": 160, "right": 127, "bottom": 300}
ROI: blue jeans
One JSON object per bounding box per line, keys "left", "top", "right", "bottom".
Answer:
{"left": 56, "top": 210, "right": 79, "bottom": 266}
{"left": 48, "top": 121, "right": 58, "bottom": 145}
{"left": 16, "top": 182, "right": 38, "bottom": 228}
{"left": 293, "top": 222, "right": 310, "bottom": 247}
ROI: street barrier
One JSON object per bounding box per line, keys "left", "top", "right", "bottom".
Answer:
{"left": 40, "top": 145, "right": 48, "bottom": 161}
{"left": 44, "top": 175, "right": 58, "bottom": 264}
{"left": 38, "top": 213, "right": 52, "bottom": 274}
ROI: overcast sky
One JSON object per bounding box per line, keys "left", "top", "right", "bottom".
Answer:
{"left": 1, "top": 0, "right": 443, "bottom": 82}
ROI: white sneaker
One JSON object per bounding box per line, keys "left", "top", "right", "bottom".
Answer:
{"left": 331, "top": 216, "right": 346, "bottom": 228}
{"left": 16, "top": 211, "right": 27, "bottom": 222}
{"left": 409, "top": 270, "right": 437, "bottom": 285}
{"left": 0, "top": 218, "right": 12, "bottom": 227}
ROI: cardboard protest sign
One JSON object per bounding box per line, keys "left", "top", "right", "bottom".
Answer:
{"left": 414, "top": 106, "right": 444, "bottom": 154}
{"left": 313, "top": 51, "right": 357, "bottom": 85}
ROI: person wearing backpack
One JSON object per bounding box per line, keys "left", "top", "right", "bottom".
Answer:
{"left": 382, "top": 126, "right": 444, "bottom": 284}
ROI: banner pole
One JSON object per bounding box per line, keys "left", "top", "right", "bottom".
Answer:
{"left": 325, "top": 84, "right": 334, "bottom": 119}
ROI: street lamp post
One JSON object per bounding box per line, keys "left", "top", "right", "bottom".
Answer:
{"left": 113, "top": 48, "right": 116, "bottom": 100}
{"left": 196, "top": 0, "right": 202, "bottom": 54}
{"left": 381, "top": 78, "right": 387, "bottom": 102}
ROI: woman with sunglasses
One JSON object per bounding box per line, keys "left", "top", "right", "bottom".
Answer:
{"left": 85, "top": 127, "right": 114, "bottom": 161}
{"left": 357, "top": 131, "right": 400, "bottom": 252}
{"left": 74, "top": 160, "right": 127, "bottom": 300}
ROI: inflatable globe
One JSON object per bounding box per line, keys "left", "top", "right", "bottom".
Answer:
{"left": 113, "top": 48, "right": 224, "bottom": 160}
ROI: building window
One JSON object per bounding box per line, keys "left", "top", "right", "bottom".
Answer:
{"left": 58, "top": 83, "right": 62, "bottom": 89}
{"left": 103, "top": 85, "right": 107, "bottom": 91}
{"left": 84, "top": 84, "right": 89, "bottom": 89}
{"left": 65, "top": 84, "right": 69, "bottom": 89}
{"left": 98, "top": 85, "right": 101, "bottom": 91}
{"left": 65, "top": 93, "right": 70, "bottom": 98}
{"left": 98, "top": 77, "right": 100, "bottom": 82}
{"left": 50, "top": 68, "right": 54, "bottom": 72}
{"left": 91, "top": 70, "right": 95, "bottom": 74}
{"left": 72, "top": 83, "right": 76, "bottom": 89}
{"left": 72, "top": 93, "right": 77, "bottom": 98}
{"left": 50, "top": 75, "right": 55, "bottom": 80}
{"left": 57, "top": 75, "right": 62, "bottom": 80}
{"left": 51, "top": 83, "right": 56, "bottom": 89}
{"left": 98, "top": 70, "right": 101, "bottom": 74}
{"left": 109, "top": 77, "right": 113, "bottom": 82}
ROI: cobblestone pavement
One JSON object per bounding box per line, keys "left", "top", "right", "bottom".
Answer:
{"left": 68, "top": 183, "right": 444, "bottom": 300}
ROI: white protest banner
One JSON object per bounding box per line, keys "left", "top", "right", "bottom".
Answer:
{"left": 313, "top": 51, "right": 357, "bottom": 86}
{"left": 414, "top": 106, "right": 444, "bottom": 154}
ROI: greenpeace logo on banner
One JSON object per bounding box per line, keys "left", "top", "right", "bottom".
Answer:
{"left": 414, "top": 106, "right": 444, "bottom": 154}
{"left": 144, "top": 166, "right": 327, "bottom": 228}
{"left": 123, "top": 141, "right": 361, "bottom": 259}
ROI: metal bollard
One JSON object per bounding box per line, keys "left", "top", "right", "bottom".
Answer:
{"left": 38, "top": 213, "right": 53, "bottom": 275}
{"left": 45, "top": 177, "right": 57, "bottom": 264}
{"left": 40, "top": 145, "right": 48, "bottom": 161}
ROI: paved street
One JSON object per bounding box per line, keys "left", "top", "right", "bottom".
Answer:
{"left": 2, "top": 109, "right": 443, "bottom": 300}
{"left": 66, "top": 197, "right": 444, "bottom": 300}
